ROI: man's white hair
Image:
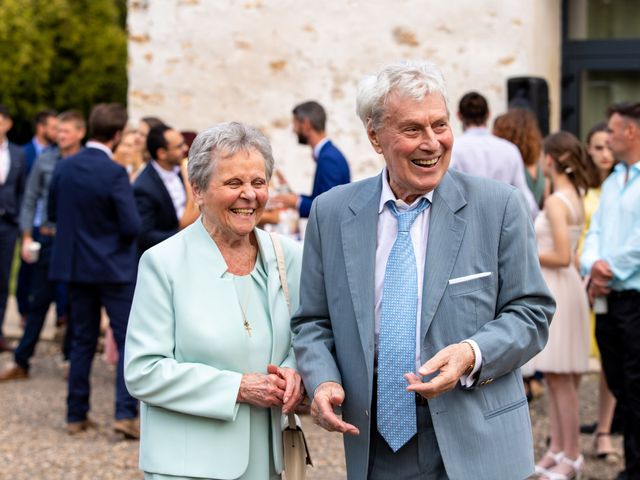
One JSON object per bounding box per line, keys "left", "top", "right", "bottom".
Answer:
{"left": 356, "top": 60, "right": 450, "bottom": 130}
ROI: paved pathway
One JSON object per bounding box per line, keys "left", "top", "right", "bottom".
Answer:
{"left": 0, "top": 299, "right": 625, "bottom": 479}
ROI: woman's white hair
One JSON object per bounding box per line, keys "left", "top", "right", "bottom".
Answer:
{"left": 356, "top": 60, "right": 450, "bottom": 130}
{"left": 188, "top": 122, "right": 274, "bottom": 192}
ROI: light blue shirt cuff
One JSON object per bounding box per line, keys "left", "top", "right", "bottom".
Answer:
{"left": 459, "top": 339, "right": 482, "bottom": 388}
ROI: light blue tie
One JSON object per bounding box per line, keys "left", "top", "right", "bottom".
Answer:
{"left": 377, "top": 197, "right": 430, "bottom": 452}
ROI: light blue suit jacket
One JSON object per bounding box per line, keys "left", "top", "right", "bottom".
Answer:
{"left": 292, "top": 170, "right": 554, "bottom": 480}
{"left": 125, "top": 220, "right": 301, "bottom": 479}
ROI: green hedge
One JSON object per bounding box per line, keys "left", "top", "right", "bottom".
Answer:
{"left": 0, "top": 0, "right": 127, "bottom": 142}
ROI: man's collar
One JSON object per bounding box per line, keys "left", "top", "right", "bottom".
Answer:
{"left": 313, "top": 137, "right": 330, "bottom": 160}
{"left": 151, "top": 159, "right": 180, "bottom": 179}
{"left": 462, "top": 126, "right": 490, "bottom": 136}
{"left": 86, "top": 141, "right": 113, "bottom": 160}
{"left": 614, "top": 161, "right": 640, "bottom": 172}
{"left": 378, "top": 167, "right": 434, "bottom": 213}
{"left": 0, "top": 139, "right": 8, "bottom": 151}
{"left": 33, "top": 137, "right": 48, "bottom": 151}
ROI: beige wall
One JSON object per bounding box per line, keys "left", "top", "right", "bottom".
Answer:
{"left": 128, "top": 0, "right": 561, "bottom": 190}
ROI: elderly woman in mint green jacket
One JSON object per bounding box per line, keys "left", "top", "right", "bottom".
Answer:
{"left": 125, "top": 122, "right": 305, "bottom": 480}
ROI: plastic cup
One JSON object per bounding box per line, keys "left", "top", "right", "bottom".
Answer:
{"left": 28, "top": 241, "right": 41, "bottom": 263}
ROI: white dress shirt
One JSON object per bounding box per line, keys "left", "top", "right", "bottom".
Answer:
{"left": 312, "top": 137, "right": 330, "bottom": 160}
{"left": 0, "top": 140, "right": 9, "bottom": 184}
{"left": 450, "top": 127, "right": 539, "bottom": 218}
{"left": 375, "top": 168, "right": 481, "bottom": 386}
{"left": 151, "top": 160, "right": 186, "bottom": 219}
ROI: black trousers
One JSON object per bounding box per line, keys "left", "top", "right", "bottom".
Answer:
{"left": 596, "top": 290, "right": 640, "bottom": 479}
{"left": 66, "top": 282, "right": 138, "bottom": 422}
{"left": 0, "top": 220, "right": 18, "bottom": 336}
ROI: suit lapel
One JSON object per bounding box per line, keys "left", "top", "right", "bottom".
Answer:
{"left": 421, "top": 173, "right": 467, "bottom": 344}
{"left": 148, "top": 163, "right": 180, "bottom": 222}
{"left": 341, "top": 176, "right": 381, "bottom": 381}
{"left": 5, "top": 144, "right": 21, "bottom": 185}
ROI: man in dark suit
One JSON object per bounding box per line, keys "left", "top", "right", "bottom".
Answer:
{"left": 48, "top": 103, "right": 141, "bottom": 438}
{"left": 133, "top": 124, "right": 197, "bottom": 254}
{"left": 272, "top": 100, "right": 350, "bottom": 218}
{"left": 0, "top": 105, "right": 26, "bottom": 353}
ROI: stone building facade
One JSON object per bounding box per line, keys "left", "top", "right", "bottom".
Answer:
{"left": 128, "top": 0, "right": 561, "bottom": 189}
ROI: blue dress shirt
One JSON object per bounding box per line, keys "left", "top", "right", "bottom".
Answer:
{"left": 581, "top": 161, "right": 640, "bottom": 291}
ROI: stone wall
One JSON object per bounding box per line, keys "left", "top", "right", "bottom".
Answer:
{"left": 128, "top": 0, "right": 561, "bottom": 190}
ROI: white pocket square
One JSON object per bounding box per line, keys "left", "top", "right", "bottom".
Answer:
{"left": 448, "top": 272, "right": 492, "bottom": 285}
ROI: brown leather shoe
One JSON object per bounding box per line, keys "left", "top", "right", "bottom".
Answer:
{"left": 0, "top": 336, "right": 13, "bottom": 353}
{"left": 67, "top": 418, "right": 98, "bottom": 435}
{"left": 113, "top": 418, "right": 140, "bottom": 439}
{"left": 0, "top": 364, "right": 28, "bottom": 381}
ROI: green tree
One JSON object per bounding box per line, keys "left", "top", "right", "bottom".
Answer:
{"left": 0, "top": 0, "right": 127, "bottom": 142}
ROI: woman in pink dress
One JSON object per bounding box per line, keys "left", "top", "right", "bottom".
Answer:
{"left": 533, "top": 132, "right": 592, "bottom": 480}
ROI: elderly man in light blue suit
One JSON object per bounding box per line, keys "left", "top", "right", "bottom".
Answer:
{"left": 292, "top": 61, "right": 555, "bottom": 479}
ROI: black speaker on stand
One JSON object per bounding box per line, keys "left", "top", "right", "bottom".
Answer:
{"left": 507, "top": 77, "right": 550, "bottom": 136}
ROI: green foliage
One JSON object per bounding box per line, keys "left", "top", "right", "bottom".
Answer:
{"left": 0, "top": 0, "right": 127, "bottom": 142}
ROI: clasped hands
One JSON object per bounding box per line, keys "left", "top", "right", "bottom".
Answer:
{"left": 311, "top": 342, "right": 475, "bottom": 435}
{"left": 237, "top": 364, "right": 305, "bottom": 414}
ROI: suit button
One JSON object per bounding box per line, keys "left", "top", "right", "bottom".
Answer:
{"left": 364, "top": 410, "right": 369, "bottom": 417}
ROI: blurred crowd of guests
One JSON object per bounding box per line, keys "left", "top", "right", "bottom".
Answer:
{"left": 449, "top": 94, "right": 640, "bottom": 480}
{"left": 0, "top": 99, "right": 350, "bottom": 440}
{"left": 0, "top": 89, "right": 638, "bottom": 480}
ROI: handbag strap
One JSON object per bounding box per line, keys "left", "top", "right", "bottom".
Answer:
{"left": 270, "top": 233, "right": 297, "bottom": 431}
{"left": 269, "top": 232, "right": 291, "bottom": 315}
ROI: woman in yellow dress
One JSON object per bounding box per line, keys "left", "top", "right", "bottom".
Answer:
{"left": 577, "top": 121, "right": 619, "bottom": 463}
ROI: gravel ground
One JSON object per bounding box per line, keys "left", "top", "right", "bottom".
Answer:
{"left": 0, "top": 338, "right": 624, "bottom": 480}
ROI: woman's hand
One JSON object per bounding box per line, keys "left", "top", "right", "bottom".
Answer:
{"left": 267, "top": 364, "right": 305, "bottom": 414}
{"left": 237, "top": 373, "right": 286, "bottom": 408}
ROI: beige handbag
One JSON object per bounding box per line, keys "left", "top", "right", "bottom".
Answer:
{"left": 270, "top": 233, "right": 313, "bottom": 479}
{"left": 282, "top": 413, "right": 313, "bottom": 479}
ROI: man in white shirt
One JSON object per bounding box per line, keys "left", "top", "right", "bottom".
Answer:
{"left": 133, "top": 124, "right": 198, "bottom": 254}
{"left": 0, "top": 105, "right": 26, "bottom": 353}
{"left": 450, "top": 91, "right": 538, "bottom": 217}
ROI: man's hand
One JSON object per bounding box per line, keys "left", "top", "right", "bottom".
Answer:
{"left": 406, "top": 342, "right": 475, "bottom": 399}
{"left": 310, "top": 381, "right": 359, "bottom": 435}
{"left": 258, "top": 209, "right": 280, "bottom": 226}
{"left": 591, "top": 259, "right": 613, "bottom": 286}
{"left": 589, "top": 260, "right": 613, "bottom": 300}
{"left": 271, "top": 193, "right": 298, "bottom": 210}
{"left": 20, "top": 235, "right": 35, "bottom": 263}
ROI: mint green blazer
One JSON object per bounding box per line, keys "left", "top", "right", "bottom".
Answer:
{"left": 124, "top": 220, "right": 302, "bottom": 479}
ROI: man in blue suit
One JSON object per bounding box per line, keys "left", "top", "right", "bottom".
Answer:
{"left": 48, "top": 103, "right": 141, "bottom": 438}
{"left": 133, "top": 124, "right": 197, "bottom": 254}
{"left": 0, "top": 105, "right": 26, "bottom": 353}
{"left": 292, "top": 61, "right": 554, "bottom": 479}
{"left": 272, "top": 100, "right": 350, "bottom": 218}
{"left": 23, "top": 109, "right": 58, "bottom": 174}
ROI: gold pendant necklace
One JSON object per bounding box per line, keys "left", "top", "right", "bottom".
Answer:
{"left": 239, "top": 302, "right": 253, "bottom": 336}
{"left": 235, "top": 278, "right": 253, "bottom": 337}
